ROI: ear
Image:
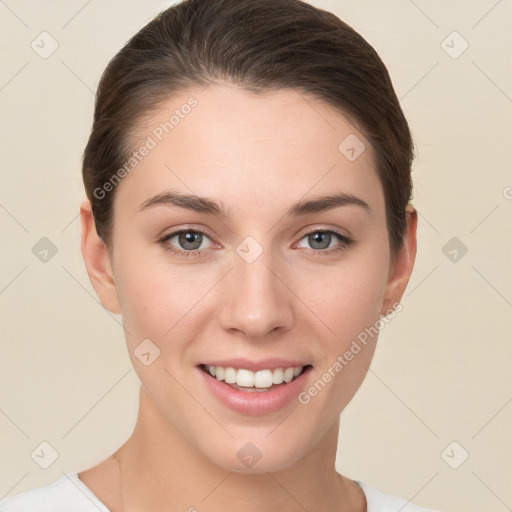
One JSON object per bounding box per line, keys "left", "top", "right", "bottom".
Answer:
{"left": 380, "top": 205, "right": 418, "bottom": 316}
{"left": 80, "top": 199, "right": 121, "bottom": 315}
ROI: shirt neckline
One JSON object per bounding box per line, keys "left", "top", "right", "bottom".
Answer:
{"left": 67, "top": 472, "right": 112, "bottom": 512}
{"left": 67, "top": 471, "right": 371, "bottom": 512}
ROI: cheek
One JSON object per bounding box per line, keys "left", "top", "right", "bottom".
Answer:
{"left": 112, "top": 259, "right": 207, "bottom": 396}
{"left": 303, "top": 257, "right": 388, "bottom": 344}
{"left": 296, "top": 250, "right": 388, "bottom": 406}
{"left": 113, "top": 250, "right": 215, "bottom": 345}
{"left": 293, "top": 274, "right": 384, "bottom": 444}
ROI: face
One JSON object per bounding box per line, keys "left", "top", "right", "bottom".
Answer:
{"left": 82, "top": 82, "right": 415, "bottom": 473}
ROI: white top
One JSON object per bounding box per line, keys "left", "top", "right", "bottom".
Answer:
{"left": 0, "top": 472, "right": 439, "bottom": 512}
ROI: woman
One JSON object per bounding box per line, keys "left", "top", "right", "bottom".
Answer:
{"left": 0, "top": 0, "right": 440, "bottom": 510}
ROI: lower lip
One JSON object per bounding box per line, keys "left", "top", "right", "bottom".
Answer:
{"left": 198, "top": 365, "right": 312, "bottom": 415}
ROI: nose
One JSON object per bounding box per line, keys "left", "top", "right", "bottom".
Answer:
{"left": 218, "top": 247, "right": 294, "bottom": 340}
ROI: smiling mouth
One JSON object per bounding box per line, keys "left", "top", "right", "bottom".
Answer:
{"left": 199, "top": 363, "right": 313, "bottom": 392}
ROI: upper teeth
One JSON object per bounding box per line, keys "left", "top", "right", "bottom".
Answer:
{"left": 206, "top": 365, "right": 305, "bottom": 388}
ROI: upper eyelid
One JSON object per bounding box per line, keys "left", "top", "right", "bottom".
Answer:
{"left": 295, "top": 225, "right": 351, "bottom": 241}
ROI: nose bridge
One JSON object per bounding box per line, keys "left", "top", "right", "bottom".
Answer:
{"left": 219, "top": 237, "right": 293, "bottom": 338}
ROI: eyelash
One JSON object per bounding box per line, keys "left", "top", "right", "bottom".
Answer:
{"left": 158, "top": 227, "right": 354, "bottom": 259}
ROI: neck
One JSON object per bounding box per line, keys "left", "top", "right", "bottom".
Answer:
{"left": 111, "top": 386, "right": 365, "bottom": 512}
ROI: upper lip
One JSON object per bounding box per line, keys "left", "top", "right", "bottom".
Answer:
{"left": 199, "top": 358, "right": 311, "bottom": 372}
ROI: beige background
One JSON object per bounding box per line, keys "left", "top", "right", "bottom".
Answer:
{"left": 1, "top": 1, "right": 511, "bottom": 511}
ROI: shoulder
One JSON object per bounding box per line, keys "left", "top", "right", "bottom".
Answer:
{"left": 355, "top": 480, "right": 440, "bottom": 512}
{"left": 0, "top": 472, "right": 110, "bottom": 512}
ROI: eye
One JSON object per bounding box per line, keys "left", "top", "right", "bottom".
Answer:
{"left": 295, "top": 229, "right": 353, "bottom": 256}
{"left": 159, "top": 228, "right": 213, "bottom": 258}
{"left": 159, "top": 227, "right": 354, "bottom": 259}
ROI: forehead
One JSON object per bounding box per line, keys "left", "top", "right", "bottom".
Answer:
{"left": 114, "top": 82, "right": 384, "bottom": 220}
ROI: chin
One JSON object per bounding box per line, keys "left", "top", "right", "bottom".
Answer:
{"left": 201, "top": 437, "right": 307, "bottom": 474}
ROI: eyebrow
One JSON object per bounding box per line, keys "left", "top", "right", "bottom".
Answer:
{"left": 137, "top": 190, "right": 371, "bottom": 218}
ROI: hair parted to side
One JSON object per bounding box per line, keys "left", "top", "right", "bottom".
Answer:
{"left": 82, "top": 0, "right": 415, "bottom": 260}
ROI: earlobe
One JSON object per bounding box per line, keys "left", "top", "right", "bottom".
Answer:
{"left": 80, "top": 199, "right": 121, "bottom": 315}
{"left": 380, "top": 206, "right": 418, "bottom": 316}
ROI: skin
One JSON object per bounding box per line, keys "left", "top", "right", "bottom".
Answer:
{"left": 79, "top": 81, "right": 417, "bottom": 512}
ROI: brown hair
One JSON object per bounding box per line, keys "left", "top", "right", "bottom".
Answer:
{"left": 82, "top": 0, "right": 415, "bottom": 259}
